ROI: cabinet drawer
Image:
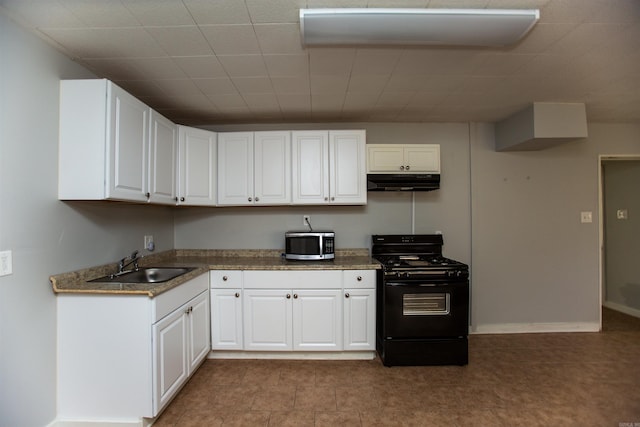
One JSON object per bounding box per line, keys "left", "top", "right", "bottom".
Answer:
{"left": 210, "top": 270, "right": 242, "bottom": 288}
{"left": 244, "top": 270, "right": 342, "bottom": 289}
{"left": 343, "top": 270, "right": 376, "bottom": 289}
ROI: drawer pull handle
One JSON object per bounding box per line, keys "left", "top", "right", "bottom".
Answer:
{"left": 293, "top": 294, "right": 298, "bottom": 299}
{"left": 357, "top": 276, "right": 362, "bottom": 281}
{"left": 235, "top": 292, "right": 240, "bottom": 298}
{"left": 223, "top": 276, "right": 228, "bottom": 281}
{"left": 286, "top": 294, "right": 291, "bottom": 299}
{"left": 345, "top": 293, "right": 350, "bottom": 298}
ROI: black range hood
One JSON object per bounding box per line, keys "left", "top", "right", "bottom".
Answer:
{"left": 367, "top": 173, "right": 440, "bottom": 192}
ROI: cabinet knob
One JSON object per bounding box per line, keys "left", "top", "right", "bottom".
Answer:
{"left": 174, "top": 197, "right": 178, "bottom": 202}
{"left": 255, "top": 197, "right": 259, "bottom": 202}
{"left": 248, "top": 197, "right": 252, "bottom": 202}
{"left": 180, "top": 197, "right": 185, "bottom": 202}
{"left": 345, "top": 293, "right": 350, "bottom": 298}
{"left": 331, "top": 197, "right": 335, "bottom": 201}
{"left": 406, "top": 165, "right": 410, "bottom": 171}
{"left": 146, "top": 192, "right": 151, "bottom": 198}
{"left": 357, "top": 276, "right": 362, "bottom": 281}
{"left": 286, "top": 293, "right": 291, "bottom": 299}
{"left": 222, "top": 276, "right": 228, "bottom": 281}
{"left": 293, "top": 294, "right": 298, "bottom": 299}
{"left": 400, "top": 166, "right": 405, "bottom": 171}
{"left": 324, "top": 197, "right": 329, "bottom": 201}
{"left": 235, "top": 292, "right": 240, "bottom": 298}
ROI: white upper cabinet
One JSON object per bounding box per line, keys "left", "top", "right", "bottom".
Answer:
{"left": 367, "top": 144, "right": 440, "bottom": 174}
{"left": 217, "top": 131, "right": 291, "bottom": 206}
{"left": 148, "top": 111, "right": 177, "bottom": 205}
{"left": 292, "top": 130, "right": 366, "bottom": 205}
{"left": 176, "top": 126, "right": 217, "bottom": 206}
{"left": 59, "top": 79, "right": 176, "bottom": 203}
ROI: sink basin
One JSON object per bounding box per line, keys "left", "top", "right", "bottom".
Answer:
{"left": 89, "top": 267, "right": 196, "bottom": 284}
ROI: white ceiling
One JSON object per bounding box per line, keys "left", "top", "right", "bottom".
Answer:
{"left": 1, "top": 0, "right": 639, "bottom": 125}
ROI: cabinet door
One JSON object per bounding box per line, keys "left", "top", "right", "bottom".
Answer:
{"left": 217, "top": 132, "right": 254, "bottom": 205}
{"left": 293, "top": 289, "right": 343, "bottom": 351}
{"left": 254, "top": 131, "right": 291, "bottom": 205}
{"left": 343, "top": 288, "right": 376, "bottom": 350}
{"left": 366, "top": 145, "right": 405, "bottom": 173}
{"left": 243, "top": 289, "right": 292, "bottom": 351}
{"left": 329, "top": 130, "right": 366, "bottom": 204}
{"left": 107, "top": 83, "right": 149, "bottom": 202}
{"left": 211, "top": 289, "right": 243, "bottom": 350}
{"left": 148, "top": 111, "right": 176, "bottom": 204}
{"left": 291, "top": 131, "right": 329, "bottom": 204}
{"left": 152, "top": 307, "right": 188, "bottom": 414}
{"left": 177, "top": 126, "right": 217, "bottom": 206}
{"left": 405, "top": 145, "right": 440, "bottom": 173}
{"left": 187, "top": 291, "right": 210, "bottom": 372}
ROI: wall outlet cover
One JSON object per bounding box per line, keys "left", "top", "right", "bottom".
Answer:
{"left": 0, "top": 250, "right": 12, "bottom": 276}
{"left": 581, "top": 211, "right": 593, "bottom": 223}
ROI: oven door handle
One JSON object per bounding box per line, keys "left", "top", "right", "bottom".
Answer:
{"left": 386, "top": 282, "right": 440, "bottom": 287}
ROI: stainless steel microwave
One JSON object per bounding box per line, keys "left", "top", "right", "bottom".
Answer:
{"left": 285, "top": 231, "right": 335, "bottom": 260}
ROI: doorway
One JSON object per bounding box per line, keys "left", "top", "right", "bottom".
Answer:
{"left": 600, "top": 157, "right": 640, "bottom": 328}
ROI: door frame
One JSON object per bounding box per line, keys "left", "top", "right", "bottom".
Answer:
{"left": 598, "top": 154, "right": 640, "bottom": 328}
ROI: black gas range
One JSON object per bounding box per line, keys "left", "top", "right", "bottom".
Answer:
{"left": 372, "top": 234, "right": 469, "bottom": 366}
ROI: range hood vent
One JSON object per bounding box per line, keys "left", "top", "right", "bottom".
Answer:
{"left": 367, "top": 173, "right": 440, "bottom": 192}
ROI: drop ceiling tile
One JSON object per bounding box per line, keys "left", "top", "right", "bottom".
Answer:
{"left": 1, "top": 0, "right": 84, "bottom": 28}
{"left": 121, "top": 0, "right": 195, "bottom": 26}
{"left": 405, "top": 91, "right": 449, "bottom": 107}
{"left": 40, "top": 27, "right": 167, "bottom": 58}
{"left": 264, "top": 54, "right": 309, "bottom": 77}
{"left": 276, "top": 94, "right": 312, "bottom": 111}
{"left": 311, "top": 93, "right": 346, "bottom": 112}
{"left": 232, "top": 77, "right": 274, "bottom": 94}
{"left": 154, "top": 79, "right": 204, "bottom": 97}
{"left": 271, "top": 76, "right": 311, "bottom": 93}
{"left": 547, "top": 23, "right": 629, "bottom": 57}
{"left": 254, "top": 24, "right": 305, "bottom": 54}
{"left": 376, "top": 92, "right": 414, "bottom": 108}
{"left": 82, "top": 58, "right": 145, "bottom": 81}
{"left": 347, "top": 75, "right": 389, "bottom": 94}
{"left": 472, "top": 53, "right": 536, "bottom": 77}
{"left": 310, "top": 75, "right": 350, "bottom": 94}
{"left": 243, "top": 93, "right": 281, "bottom": 109}
{"left": 164, "top": 94, "right": 216, "bottom": 110}
{"left": 245, "top": 0, "right": 305, "bottom": 23}
{"left": 57, "top": 0, "right": 139, "bottom": 27}
{"left": 309, "top": 49, "right": 356, "bottom": 75}
{"left": 367, "top": 0, "right": 428, "bottom": 6}
{"left": 173, "top": 56, "right": 228, "bottom": 78}
{"left": 217, "top": 55, "right": 268, "bottom": 77}
{"left": 182, "top": 0, "right": 251, "bottom": 24}
{"left": 193, "top": 78, "right": 238, "bottom": 95}
{"left": 307, "top": 0, "right": 367, "bottom": 7}
{"left": 539, "top": 0, "right": 612, "bottom": 24}
{"left": 211, "top": 93, "right": 249, "bottom": 109}
{"left": 113, "top": 80, "right": 166, "bottom": 98}
{"left": 145, "top": 26, "right": 213, "bottom": 56}
{"left": 343, "top": 93, "right": 379, "bottom": 109}
{"left": 351, "top": 49, "right": 402, "bottom": 76}
{"left": 200, "top": 25, "right": 261, "bottom": 55}
{"left": 129, "top": 57, "right": 187, "bottom": 79}
{"left": 510, "top": 22, "right": 577, "bottom": 54}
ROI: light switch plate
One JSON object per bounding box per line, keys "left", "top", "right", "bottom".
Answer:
{"left": 0, "top": 250, "right": 12, "bottom": 276}
{"left": 581, "top": 211, "right": 592, "bottom": 223}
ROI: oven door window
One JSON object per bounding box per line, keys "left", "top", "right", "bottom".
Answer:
{"left": 403, "top": 293, "right": 449, "bottom": 316}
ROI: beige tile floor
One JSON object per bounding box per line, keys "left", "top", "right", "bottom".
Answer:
{"left": 154, "top": 308, "right": 640, "bottom": 426}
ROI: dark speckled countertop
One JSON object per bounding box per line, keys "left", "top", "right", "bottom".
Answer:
{"left": 50, "top": 249, "right": 381, "bottom": 297}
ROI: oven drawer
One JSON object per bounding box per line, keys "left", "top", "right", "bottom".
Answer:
{"left": 384, "top": 281, "right": 468, "bottom": 338}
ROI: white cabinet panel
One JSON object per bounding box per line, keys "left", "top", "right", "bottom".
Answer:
{"left": 148, "top": 111, "right": 176, "bottom": 204}
{"left": 244, "top": 289, "right": 292, "bottom": 351}
{"left": 218, "top": 132, "right": 254, "bottom": 205}
{"left": 293, "top": 289, "right": 342, "bottom": 351}
{"left": 343, "top": 289, "right": 376, "bottom": 350}
{"left": 330, "top": 130, "right": 367, "bottom": 204}
{"left": 188, "top": 291, "right": 211, "bottom": 372}
{"left": 211, "top": 289, "right": 243, "bottom": 350}
{"left": 291, "top": 131, "right": 329, "bottom": 204}
{"left": 153, "top": 306, "right": 188, "bottom": 412}
{"left": 254, "top": 131, "right": 291, "bottom": 205}
{"left": 177, "top": 126, "right": 216, "bottom": 206}
{"left": 367, "top": 144, "right": 440, "bottom": 173}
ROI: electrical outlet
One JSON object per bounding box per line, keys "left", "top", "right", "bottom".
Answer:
{"left": 580, "top": 211, "right": 593, "bottom": 223}
{"left": 0, "top": 250, "right": 12, "bottom": 276}
{"left": 144, "top": 235, "right": 155, "bottom": 251}
{"left": 303, "top": 215, "right": 311, "bottom": 226}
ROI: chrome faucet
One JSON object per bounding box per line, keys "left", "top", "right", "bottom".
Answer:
{"left": 117, "top": 250, "right": 140, "bottom": 274}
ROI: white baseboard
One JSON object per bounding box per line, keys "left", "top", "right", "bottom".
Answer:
{"left": 603, "top": 301, "right": 640, "bottom": 319}
{"left": 207, "top": 350, "right": 376, "bottom": 360}
{"left": 471, "top": 322, "right": 600, "bottom": 334}
{"left": 48, "top": 418, "right": 153, "bottom": 427}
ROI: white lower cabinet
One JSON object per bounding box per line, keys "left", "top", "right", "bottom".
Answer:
{"left": 56, "top": 273, "right": 210, "bottom": 424}
{"left": 210, "top": 269, "right": 375, "bottom": 353}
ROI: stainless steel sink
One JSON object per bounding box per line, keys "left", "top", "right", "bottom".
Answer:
{"left": 89, "top": 267, "right": 196, "bottom": 284}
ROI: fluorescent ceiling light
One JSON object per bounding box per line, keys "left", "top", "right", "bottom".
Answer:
{"left": 300, "top": 8, "right": 540, "bottom": 47}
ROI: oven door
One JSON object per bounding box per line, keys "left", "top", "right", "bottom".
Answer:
{"left": 384, "top": 281, "right": 468, "bottom": 338}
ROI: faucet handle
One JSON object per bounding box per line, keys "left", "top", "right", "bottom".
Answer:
{"left": 130, "top": 250, "right": 139, "bottom": 259}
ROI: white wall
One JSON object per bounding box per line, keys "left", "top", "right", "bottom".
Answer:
{"left": 470, "top": 122, "right": 640, "bottom": 333}
{"left": 0, "top": 14, "right": 175, "bottom": 426}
